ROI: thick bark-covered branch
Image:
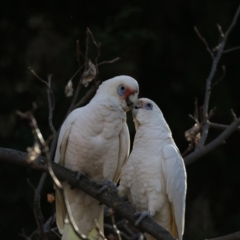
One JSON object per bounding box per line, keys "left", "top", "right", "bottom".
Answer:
{"left": 0, "top": 147, "right": 176, "bottom": 240}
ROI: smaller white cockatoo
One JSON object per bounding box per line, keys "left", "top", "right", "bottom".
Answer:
{"left": 118, "top": 98, "right": 187, "bottom": 240}
{"left": 54, "top": 76, "right": 139, "bottom": 240}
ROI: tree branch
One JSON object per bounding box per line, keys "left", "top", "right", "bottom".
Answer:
{"left": 196, "top": 4, "right": 240, "bottom": 149}
{"left": 0, "top": 147, "right": 176, "bottom": 240}
{"left": 210, "top": 122, "right": 240, "bottom": 132}
{"left": 27, "top": 179, "right": 48, "bottom": 240}
{"left": 184, "top": 117, "right": 240, "bottom": 165}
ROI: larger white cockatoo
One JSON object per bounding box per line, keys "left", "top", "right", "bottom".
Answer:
{"left": 54, "top": 76, "right": 139, "bottom": 240}
{"left": 118, "top": 98, "right": 187, "bottom": 240}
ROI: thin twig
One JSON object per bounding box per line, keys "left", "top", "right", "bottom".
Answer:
{"left": 16, "top": 108, "right": 62, "bottom": 189}
{"left": 98, "top": 57, "right": 121, "bottom": 66}
{"left": 62, "top": 187, "right": 88, "bottom": 240}
{"left": 212, "top": 65, "right": 226, "bottom": 87}
{"left": 111, "top": 215, "right": 122, "bottom": 240}
{"left": 194, "top": 26, "right": 214, "bottom": 59}
{"left": 69, "top": 68, "right": 82, "bottom": 82}
{"left": 28, "top": 67, "right": 55, "bottom": 110}
{"left": 50, "top": 228, "right": 61, "bottom": 239}
{"left": 224, "top": 46, "right": 240, "bottom": 53}
{"left": 87, "top": 28, "right": 101, "bottom": 71}
{"left": 181, "top": 144, "right": 194, "bottom": 157}
{"left": 19, "top": 229, "right": 31, "bottom": 240}
{"left": 104, "top": 224, "right": 137, "bottom": 240}
{"left": 66, "top": 78, "right": 84, "bottom": 115}
{"left": 230, "top": 109, "right": 237, "bottom": 121}
{"left": 209, "top": 122, "right": 240, "bottom": 132}
{"left": 217, "top": 24, "right": 224, "bottom": 38}
{"left": 27, "top": 179, "right": 48, "bottom": 240}
{"left": 44, "top": 214, "right": 56, "bottom": 233}
{"left": 94, "top": 219, "right": 106, "bottom": 240}
{"left": 73, "top": 80, "right": 101, "bottom": 109}
{"left": 47, "top": 75, "right": 56, "bottom": 134}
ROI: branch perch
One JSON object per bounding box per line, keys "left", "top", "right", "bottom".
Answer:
{"left": 0, "top": 147, "right": 176, "bottom": 240}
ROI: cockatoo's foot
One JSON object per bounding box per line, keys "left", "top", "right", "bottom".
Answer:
{"left": 134, "top": 211, "right": 152, "bottom": 226}
{"left": 70, "top": 171, "right": 86, "bottom": 189}
{"left": 96, "top": 180, "right": 117, "bottom": 196}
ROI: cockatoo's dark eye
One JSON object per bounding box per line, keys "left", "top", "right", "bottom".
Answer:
{"left": 145, "top": 102, "right": 153, "bottom": 110}
{"left": 117, "top": 84, "right": 126, "bottom": 96}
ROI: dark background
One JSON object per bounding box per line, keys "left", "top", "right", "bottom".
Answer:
{"left": 1, "top": 0, "right": 240, "bottom": 239}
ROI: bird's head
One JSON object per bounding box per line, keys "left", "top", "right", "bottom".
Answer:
{"left": 97, "top": 75, "right": 139, "bottom": 111}
{"left": 132, "top": 98, "right": 164, "bottom": 129}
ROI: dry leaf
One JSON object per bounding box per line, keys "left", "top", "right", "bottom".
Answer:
{"left": 185, "top": 123, "right": 201, "bottom": 145}
{"left": 82, "top": 60, "right": 97, "bottom": 87}
{"left": 27, "top": 142, "right": 41, "bottom": 161}
{"left": 47, "top": 193, "right": 55, "bottom": 203}
{"left": 65, "top": 80, "right": 73, "bottom": 97}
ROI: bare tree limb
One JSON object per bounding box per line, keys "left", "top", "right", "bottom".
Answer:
{"left": 111, "top": 215, "right": 122, "bottom": 240}
{"left": 62, "top": 188, "right": 88, "bottom": 239}
{"left": 184, "top": 117, "right": 240, "bottom": 165}
{"left": 43, "top": 214, "right": 56, "bottom": 233}
{"left": 104, "top": 224, "right": 137, "bottom": 240}
{"left": 194, "top": 26, "right": 214, "bottom": 59}
{"left": 87, "top": 28, "right": 101, "bottom": 71}
{"left": 17, "top": 108, "right": 62, "bottom": 189}
{"left": 28, "top": 67, "right": 55, "bottom": 110}
{"left": 19, "top": 229, "right": 31, "bottom": 240}
{"left": 98, "top": 57, "right": 121, "bottom": 66}
{"left": 224, "top": 46, "right": 240, "bottom": 53}
{"left": 206, "top": 231, "right": 240, "bottom": 240}
{"left": 73, "top": 80, "right": 101, "bottom": 109}
{"left": 0, "top": 147, "right": 176, "bottom": 240}
{"left": 27, "top": 179, "right": 48, "bottom": 240}
{"left": 47, "top": 75, "right": 56, "bottom": 135}
{"left": 209, "top": 122, "right": 240, "bottom": 132}
{"left": 194, "top": 4, "right": 240, "bottom": 150}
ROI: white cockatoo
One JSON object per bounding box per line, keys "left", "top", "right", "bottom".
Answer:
{"left": 54, "top": 76, "right": 139, "bottom": 240}
{"left": 118, "top": 98, "right": 187, "bottom": 240}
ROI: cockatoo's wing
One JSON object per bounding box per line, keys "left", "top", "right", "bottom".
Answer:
{"left": 112, "top": 121, "right": 130, "bottom": 183}
{"left": 162, "top": 144, "right": 187, "bottom": 240}
{"left": 54, "top": 109, "right": 80, "bottom": 234}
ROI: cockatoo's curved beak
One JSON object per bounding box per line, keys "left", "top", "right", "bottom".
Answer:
{"left": 126, "top": 92, "right": 138, "bottom": 109}
{"left": 134, "top": 101, "right": 142, "bottom": 109}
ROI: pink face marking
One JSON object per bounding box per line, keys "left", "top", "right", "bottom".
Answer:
{"left": 120, "top": 86, "right": 134, "bottom": 100}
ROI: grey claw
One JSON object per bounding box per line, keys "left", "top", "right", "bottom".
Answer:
{"left": 134, "top": 211, "right": 151, "bottom": 226}
{"left": 76, "top": 171, "right": 86, "bottom": 181}
{"left": 70, "top": 171, "right": 86, "bottom": 189}
{"left": 97, "top": 185, "right": 109, "bottom": 195}
{"left": 96, "top": 180, "right": 116, "bottom": 196}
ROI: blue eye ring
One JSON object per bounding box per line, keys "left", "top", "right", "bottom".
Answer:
{"left": 145, "top": 102, "right": 153, "bottom": 110}
{"left": 117, "top": 84, "right": 126, "bottom": 96}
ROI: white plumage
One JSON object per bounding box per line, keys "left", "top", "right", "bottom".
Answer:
{"left": 54, "top": 76, "right": 139, "bottom": 240}
{"left": 118, "top": 98, "right": 187, "bottom": 240}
